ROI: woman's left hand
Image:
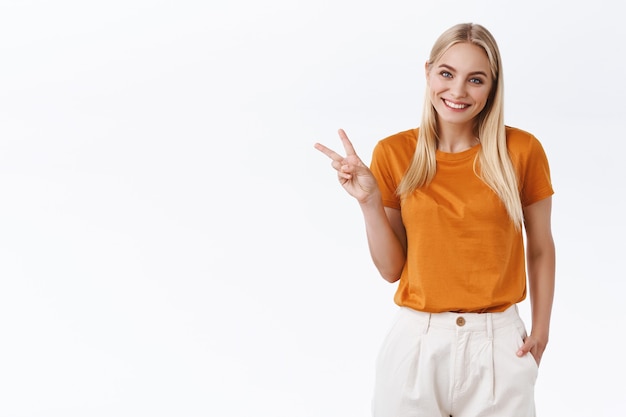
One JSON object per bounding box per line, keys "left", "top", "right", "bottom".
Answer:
{"left": 516, "top": 333, "right": 548, "bottom": 367}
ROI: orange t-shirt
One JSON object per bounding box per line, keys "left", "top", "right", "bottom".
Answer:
{"left": 370, "top": 126, "right": 554, "bottom": 313}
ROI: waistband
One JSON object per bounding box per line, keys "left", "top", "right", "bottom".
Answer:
{"left": 399, "top": 304, "right": 521, "bottom": 332}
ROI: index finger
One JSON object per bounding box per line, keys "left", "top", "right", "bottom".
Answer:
{"left": 313, "top": 142, "right": 344, "bottom": 161}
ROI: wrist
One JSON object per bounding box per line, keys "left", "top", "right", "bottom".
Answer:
{"left": 529, "top": 328, "right": 549, "bottom": 345}
{"left": 358, "top": 191, "right": 383, "bottom": 211}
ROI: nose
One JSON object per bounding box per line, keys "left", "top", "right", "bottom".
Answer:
{"left": 449, "top": 79, "right": 467, "bottom": 98}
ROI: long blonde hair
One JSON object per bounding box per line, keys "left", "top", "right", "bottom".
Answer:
{"left": 398, "top": 23, "right": 523, "bottom": 228}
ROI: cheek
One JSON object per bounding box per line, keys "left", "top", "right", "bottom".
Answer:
{"left": 428, "top": 81, "right": 446, "bottom": 103}
{"left": 473, "top": 95, "right": 492, "bottom": 115}
{"left": 428, "top": 77, "right": 444, "bottom": 92}
{"left": 473, "top": 89, "right": 491, "bottom": 106}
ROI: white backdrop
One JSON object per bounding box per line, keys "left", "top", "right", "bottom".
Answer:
{"left": 1, "top": 1, "right": 624, "bottom": 416}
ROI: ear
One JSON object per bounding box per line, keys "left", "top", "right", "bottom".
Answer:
{"left": 424, "top": 61, "right": 430, "bottom": 85}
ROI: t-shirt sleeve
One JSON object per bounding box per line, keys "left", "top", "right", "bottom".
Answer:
{"left": 370, "top": 140, "right": 401, "bottom": 209}
{"left": 520, "top": 136, "right": 554, "bottom": 207}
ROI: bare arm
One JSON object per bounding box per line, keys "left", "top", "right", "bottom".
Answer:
{"left": 517, "top": 196, "right": 555, "bottom": 366}
{"left": 360, "top": 203, "right": 406, "bottom": 283}
{"left": 314, "top": 129, "right": 406, "bottom": 282}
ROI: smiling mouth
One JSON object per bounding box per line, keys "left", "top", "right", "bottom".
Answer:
{"left": 444, "top": 99, "right": 469, "bottom": 109}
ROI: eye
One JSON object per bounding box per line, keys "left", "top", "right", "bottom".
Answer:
{"left": 469, "top": 77, "right": 483, "bottom": 84}
{"left": 440, "top": 71, "right": 452, "bottom": 78}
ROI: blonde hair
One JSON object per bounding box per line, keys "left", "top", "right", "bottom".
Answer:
{"left": 398, "top": 23, "right": 523, "bottom": 228}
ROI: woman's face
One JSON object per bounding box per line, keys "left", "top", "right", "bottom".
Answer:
{"left": 426, "top": 42, "right": 494, "bottom": 128}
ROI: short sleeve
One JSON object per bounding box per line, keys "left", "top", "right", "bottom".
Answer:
{"left": 370, "top": 140, "right": 402, "bottom": 209}
{"left": 519, "top": 135, "right": 554, "bottom": 207}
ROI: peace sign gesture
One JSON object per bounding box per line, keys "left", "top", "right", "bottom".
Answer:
{"left": 314, "top": 129, "right": 380, "bottom": 204}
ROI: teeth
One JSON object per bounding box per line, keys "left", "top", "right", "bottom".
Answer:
{"left": 445, "top": 100, "right": 467, "bottom": 109}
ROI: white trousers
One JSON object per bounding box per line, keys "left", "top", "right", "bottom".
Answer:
{"left": 372, "top": 305, "right": 538, "bottom": 417}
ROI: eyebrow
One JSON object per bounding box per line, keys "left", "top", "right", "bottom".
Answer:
{"left": 438, "top": 64, "right": 488, "bottom": 78}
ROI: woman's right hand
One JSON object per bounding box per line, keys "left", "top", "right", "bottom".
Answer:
{"left": 314, "top": 129, "right": 380, "bottom": 204}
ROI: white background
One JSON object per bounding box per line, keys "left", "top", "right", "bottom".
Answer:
{"left": 1, "top": 0, "right": 624, "bottom": 416}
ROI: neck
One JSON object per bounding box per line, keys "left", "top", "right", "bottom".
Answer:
{"left": 436, "top": 123, "right": 478, "bottom": 153}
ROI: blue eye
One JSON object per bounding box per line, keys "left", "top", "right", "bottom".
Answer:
{"left": 440, "top": 71, "right": 452, "bottom": 78}
{"left": 469, "top": 78, "right": 483, "bottom": 84}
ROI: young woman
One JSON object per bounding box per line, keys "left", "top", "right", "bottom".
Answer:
{"left": 314, "top": 23, "right": 555, "bottom": 417}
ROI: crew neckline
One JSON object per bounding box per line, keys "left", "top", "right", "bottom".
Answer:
{"left": 436, "top": 143, "right": 481, "bottom": 161}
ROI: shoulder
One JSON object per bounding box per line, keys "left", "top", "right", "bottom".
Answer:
{"left": 506, "top": 125, "right": 536, "bottom": 145}
{"left": 505, "top": 125, "right": 546, "bottom": 157}
{"left": 370, "top": 128, "right": 418, "bottom": 175}
{"left": 375, "top": 128, "right": 418, "bottom": 153}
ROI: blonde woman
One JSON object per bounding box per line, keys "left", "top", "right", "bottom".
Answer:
{"left": 315, "top": 23, "right": 555, "bottom": 417}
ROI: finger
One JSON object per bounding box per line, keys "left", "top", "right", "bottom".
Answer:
{"left": 338, "top": 161, "right": 356, "bottom": 175}
{"left": 516, "top": 338, "right": 535, "bottom": 357}
{"left": 338, "top": 129, "right": 357, "bottom": 156}
{"left": 314, "top": 142, "right": 344, "bottom": 162}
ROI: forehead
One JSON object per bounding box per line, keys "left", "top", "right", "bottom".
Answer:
{"left": 436, "top": 42, "right": 491, "bottom": 73}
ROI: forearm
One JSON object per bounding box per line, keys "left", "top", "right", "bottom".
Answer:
{"left": 527, "top": 243, "right": 555, "bottom": 342}
{"left": 360, "top": 198, "right": 406, "bottom": 283}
